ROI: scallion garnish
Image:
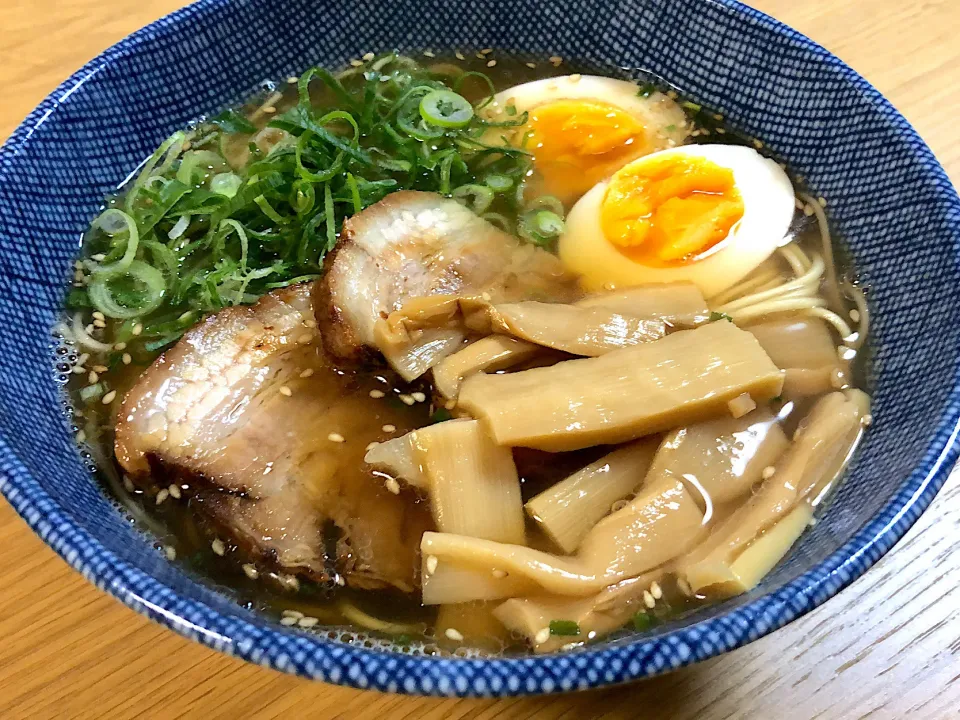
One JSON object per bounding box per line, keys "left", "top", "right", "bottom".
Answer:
{"left": 548, "top": 620, "right": 581, "bottom": 637}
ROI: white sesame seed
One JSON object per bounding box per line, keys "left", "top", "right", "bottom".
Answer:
{"left": 861, "top": 414, "right": 873, "bottom": 427}
{"left": 803, "top": 204, "right": 815, "bottom": 217}
{"left": 425, "top": 555, "right": 438, "bottom": 574}
{"left": 279, "top": 385, "right": 293, "bottom": 397}
{"left": 549, "top": 55, "right": 562, "bottom": 66}
{"left": 287, "top": 75, "right": 299, "bottom": 84}
{"left": 492, "top": 569, "right": 507, "bottom": 579}
{"left": 242, "top": 563, "right": 259, "bottom": 580}
{"left": 282, "top": 609, "right": 304, "bottom": 619}
{"left": 72, "top": 366, "right": 86, "bottom": 375}
{"left": 809, "top": 517, "right": 818, "bottom": 527}
{"left": 849, "top": 309, "right": 860, "bottom": 322}
{"left": 164, "top": 545, "right": 177, "bottom": 561}
{"left": 101, "top": 390, "right": 117, "bottom": 405}
{"left": 365, "top": 442, "right": 379, "bottom": 452}
{"left": 445, "top": 628, "right": 464, "bottom": 642}
{"left": 423, "top": 50, "right": 436, "bottom": 58}
{"left": 93, "top": 319, "right": 106, "bottom": 329}
{"left": 643, "top": 590, "right": 656, "bottom": 609}
{"left": 88, "top": 371, "right": 99, "bottom": 384}
{"left": 411, "top": 391, "right": 426, "bottom": 403}
{"left": 299, "top": 368, "right": 315, "bottom": 379}
{"left": 569, "top": 74, "right": 582, "bottom": 83}
{"left": 298, "top": 333, "right": 312, "bottom": 344}
{"left": 350, "top": 59, "right": 364, "bottom": 67}
{"left": 717, "top": 127, "right": 727, "bottom": 135}
{"left": 752, "top": 138, "right": 764, "bottom": 150}
{"left": 486, "top": 60, "right": 497, "bottom": 68}
{"left": 122, "top": 476, "right": 135, "bottom": 493}
{"left": 369, "top": 389, "right": 385, "bottom": 398}
{"left": 211, "top": 539, "right": 226, "bottom": 556}
{"left": 262, "top": 106, "right": 277, "bottom": 114}
{"left": 818, "top": 196, "right": 828, "bottom": 208}
{"left": 76, "top": 429, "right": 86, "bottom": 444}
{"left": 480, "top": 47, "right": 493, "bottom": 55}
{"left": 328, "top": 432, "right": 345, "bottom": 443}
{"left": 762, "top": 466, "right": 776, "bottom": 480}
{"left": 650, "top": 581, "right": 663, "bottom": 600}
{"left": 92, "top": 311, "right": 106, "bottom": 322}
{"left": 382, "top": 424, "right": 396, "bottom": 433}
{"left": 155, "top": 489, "right": 169, "bottom": 505}
{"left": 399, "top": 394, "right": 415, "bottom": 406}
{"left": 168, "top": 484, "right": 181, "bottom": 499}
{"left": 93, "top": 364, "right": 108, "bottom": 373}
{"left": 298, "top": 616, "right": 320, "bottom": 628}
{"left": 122, "top": 353, "right": 132, "bottom": 365}
{"left": 534, "top": 628, "right": 551, "bottom": 644}
{"left": 132, "top": 323, "right": 143, "bottom": 336}
{"left": 384, "top": 477, "right": 401, "bottom": 495}
{"left": 525, "top": 62, "right": 536, "bottom": 69}
{"left": 455, "top": 52, "right": 466, "bottom": 61}
{"left": 280, "top": 616, "right": 298, "bottom": 626}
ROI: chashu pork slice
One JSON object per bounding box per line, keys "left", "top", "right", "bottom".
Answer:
{"left": 314, "top": 190, "right": 577, "bottom": 380}
{"left": 115, "top": 283, "right": 431, "bottom": 592}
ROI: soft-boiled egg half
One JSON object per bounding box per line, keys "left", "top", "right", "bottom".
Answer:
{"left": 483, "top": 76, "right": 689, "bottom": 206}
{"left": 559, "top": 144, "right": 795, "bottom": 297}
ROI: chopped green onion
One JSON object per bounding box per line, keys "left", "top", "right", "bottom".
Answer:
{"left": 709, "top": 311, "right": 733, "bottom": 322}
{"left": 548, "top": 620, "right": 581, "bottom": 637}
{"left": 419, "top": 89, "right": 474, "bottom": 128}
{"left": 452, "top": 184, "right": 495, "bottom": 214}
{"left": 636, "top": 82, "right": 657, "bottom": 98}
{"left": 632, "top": 612, "right": 656, "bottom": 631}
{"left": 525, "top": 195, "right": 565, "bottom": 216}
{"left": 210, "top": 172, "right": 243, "bottom": 198}
{"left": 79, "top": 383, "right": 105, "bottom": 403}
{"left": 430, "top": 408, "right": 453, "bottom": 424}
{"left": 91, "top": 210, "right": 140, "bottom": 274}
{"left": 483, "top": 173, "right": 513, "bottom": 192}
{"left": 89, "top": 260, "right": 166, "bottom": 319}
{"left": 682, "top": 100, "right": 702, "bottom": 113}
{"left": 519, "top": 209, "right": 564, "bottom": 247}
{"left": 210, "top": 108, "right": 256, "bottom": 134}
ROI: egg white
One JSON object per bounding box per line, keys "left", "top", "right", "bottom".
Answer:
{"left": 559, "top": 144, "right": 796, "bottom": 297}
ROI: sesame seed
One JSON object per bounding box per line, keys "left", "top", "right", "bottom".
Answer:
{"left": 445, "top": 628, "right": 464, "bottom": 642}
{"left": 475, "top": 52, "right": 486, "bottom": 59}
{"left": 717, "top": 127, "right": 727, "bottom": 135}
{"left": 850, "top": 309, "right": 860, "bottom": 322}
{"left": 279, "top": 385, "right": 293, "bottom": 397}
{"left": 350, "top": 59, "right": 364, "bottom": 67}
{"left": 280, "top": 616, "right": 298, "bottom": 626}
{"left": 534, "top": 628, "right": 551, "bottom": 644}
{"left": 122, "top": 476, "right": 135, "bottom": 493}
{"left": 455, "top": 51, "right": 466, "bottom": 61}
{"left": 297, "top": 368, "right": 314, "bottom": 379}
{"left": 445, "top": 400, "right": 456, "bottom": 410}
{"left": 93, "top": 364, "right": 108, "bottom": 373}
{"left": 382, "top": 424, "right": 396, "bottom": 433}
{"left": 425, "top": 555, "right": 438, "bottom": 574}
{"left": 362, "top": 52, "right": 375, "bottom": 61}
{"left": 242, "top": 563, "right": 259, "bottom": 580}
{"left": 298, "top": 616, "right": 320, "bottom": 628}
{"left": 163, "top": 545, "right": 176, "bottom": 561}
{"left": 818, "top": 196, "right": 828, "bottom": 208}
{"left": 282, "top": 609, "right": 304, "bottom": 619}
{"left": 91, "top": 253, "right": 107, "bottom": 262}
{"left": 480, "top": 47, "right": 493, "bottom": 55}
{"left": 365, "top": 441, "right": 379, "bottom": 452}
{"left": 549, "top": 55, "right": 562, "bottom": 66}
{"left": 262, "top": 106, "right": 277, "bottom": 114}
{"left": 114, "top": 342, "right": 126, "bottom": 351}
{"left": 93, "top": 319, "right": 107, "bottom": 329}
{"left": 298, "top": 333, "right": 312, "bottom": 344}
{"left": 411, "top": 391, "right": 426, "bottom": 403}
{"left": 650, "top": 581, "right": 663, "bottom": 600}
{"left": 809, "top": 518, "right": 818, "bottom": 527}
{"left": 486, "top": 60, "right": 497, "bottom": 68}
{"left": 762, "top": 466, "right": 776, "bottom": 480}
{"left": 287, "top": 76, "right": 299, "bottom": 84}
{"left": 525, "top": 62, "right": 536, "bottom": 69}
{"left": 643, "top": 590, "right": 656, "bottom": 609}
{"left": 861, "top": 414, "right": 873, "bottom": 427}
{"left": 132, "top": 323, "right": 143, "bottom": 336}
{"left": 168, "top": 484, "right": 181, "bottom": 499}
{"left": 88, "top": 371, "right": 99, "bottom": 384}
{"left": 92, "top": 311, "right": 105, "bottom": 322}
{"left": 569, "top": 74, "right": 582, "bottom": 83}
{"left": 399, "top": 394, "right": 415, "bottom": 405}
{"left": 328, "top": 432, "right": 345, "bottom": 443}
{"left": 492, "top": 569, "right": 507, "bottom": 579}
{"left": 211, "top": 539, "right": 226, "bottom": 556}
{"left": 122, "top": 353, "right": 132, "bottom": 365}
{"left": 72, "top": 366, "right": 86, "bottom": 375}
{"left": 76, "top": 429, "right": 86, "bottom": 444}
{"left": 752, "top": 138, "right": 764, "bottom": 150}
{"left": 803, "top": 204, "right": 815, "bottom": 216}
{"left": 423, "top": 50, "right": 436, "bottom": 58}
{"left": 101, "top": 390, "right": 117, "bottom": 405}
{"left": 384, "top": 477, "right": 401, "bottom": 495}
{"left": 155, "top": 489, "right": 169, "bottom": 505}
{"left": 369, "top": 389, "right": 385, "bottom": 398}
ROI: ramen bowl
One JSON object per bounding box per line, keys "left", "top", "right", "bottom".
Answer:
{"left": 0, "top": 0, "right": 958, "bottom": 696}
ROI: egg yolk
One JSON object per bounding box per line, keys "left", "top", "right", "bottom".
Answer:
{"left": 600, "top": 155, "right": 745, "bottom": 266}
{"left": 524, "top": 100, "right": 648, "bottom": 205}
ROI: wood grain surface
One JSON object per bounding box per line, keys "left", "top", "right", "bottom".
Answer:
{"left": 2, "top": 1, "right": 958, "bottom": 718}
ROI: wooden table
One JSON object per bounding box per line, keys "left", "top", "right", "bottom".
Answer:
{"left": 2, "top": 1, "right": 958, "bottom": 717}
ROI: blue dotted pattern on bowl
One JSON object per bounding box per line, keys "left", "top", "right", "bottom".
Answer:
{"left": 0, "top": 0, "right": 958, "bottom": 697}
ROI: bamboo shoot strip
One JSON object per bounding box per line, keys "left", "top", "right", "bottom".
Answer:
{"left": 459, "top": 321, "right": 784, "bottom": 452}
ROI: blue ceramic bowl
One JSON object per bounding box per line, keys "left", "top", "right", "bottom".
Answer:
{"left": 1, "top": 0, "right": 958, "bottom": 697}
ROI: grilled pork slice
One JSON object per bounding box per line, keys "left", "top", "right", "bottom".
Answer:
{"left": 314, "top": 190, "right": 576, "bottom": 380}
{"left": 115, "top": 284, "right": 431, "bottom": 592}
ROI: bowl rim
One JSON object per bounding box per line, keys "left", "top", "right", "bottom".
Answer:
{"left": 1, "top": 0, "right": 959, "bottom": 697}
